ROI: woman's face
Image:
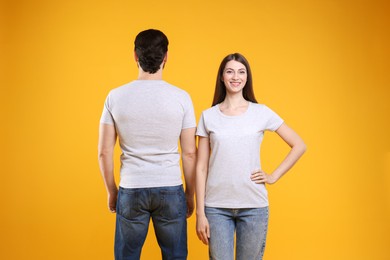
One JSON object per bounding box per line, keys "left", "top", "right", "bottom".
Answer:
{"left": 222, "top": 60, "right": 247, "bottom": 95}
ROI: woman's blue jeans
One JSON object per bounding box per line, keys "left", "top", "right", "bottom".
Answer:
{"left": 205, "top": 207, "right": 269, "bottom": 260}
{"left": 115, "top": 185, "right": 187, "bottom": 260}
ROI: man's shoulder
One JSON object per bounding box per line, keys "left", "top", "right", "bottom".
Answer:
{"left": 107, "top": 81, "right": 133, "bottom": 96}
{"left": 162, "top": 81, "right": 190, "bottom": 96}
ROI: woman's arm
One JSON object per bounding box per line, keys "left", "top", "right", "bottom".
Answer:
{"left": 251, "top": 123, "right": 306, "bottom": 184}
{"left": 196, "top": 136, "right": 211, "bottom": 245}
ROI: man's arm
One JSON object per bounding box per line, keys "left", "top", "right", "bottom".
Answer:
{"left": 180, "top": 127, "right": 197, "bottom": 218}
{"left": 98, "top": 123, "right": 118, "bottom": 213}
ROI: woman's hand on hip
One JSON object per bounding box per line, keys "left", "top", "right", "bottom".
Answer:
{"left": 251, "top": 169, "right": 277, "bottom": 185}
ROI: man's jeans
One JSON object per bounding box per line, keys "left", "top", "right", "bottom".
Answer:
{"left": 115, "top": 185, "right": 187, "bottom": 260}
{"left": 205, "top": 207, "right": 269, "bottom": 260}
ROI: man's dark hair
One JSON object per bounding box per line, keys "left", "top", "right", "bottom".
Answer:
{"left": 134, "top": 29, "right": 169, "bottom": 74}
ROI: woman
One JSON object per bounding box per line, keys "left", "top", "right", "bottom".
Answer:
{"left": 195, "top": 53, "right": 306, "bottom": 260}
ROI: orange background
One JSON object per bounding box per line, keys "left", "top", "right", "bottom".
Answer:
{"left": 1, "top": 0, "right": 389, "bottom": 259}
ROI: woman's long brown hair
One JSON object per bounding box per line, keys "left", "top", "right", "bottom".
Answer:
{"left": 212, "top": 53, "right": 258, "bottom": 106}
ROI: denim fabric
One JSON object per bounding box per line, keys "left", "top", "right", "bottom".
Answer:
{"left": 115, "top": 185, "right": 187, "bottom": 260}
{"left": 205, "top": 207, "right": 269, "bottom": 260}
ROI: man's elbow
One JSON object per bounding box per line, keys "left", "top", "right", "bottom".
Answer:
{"left": 182, "top": 150, "right": 197, "bottom": 161}
{"left": 98, "top": 149, "right": 113, "bottom": 161}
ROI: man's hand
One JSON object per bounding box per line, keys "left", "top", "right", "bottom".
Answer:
{"left": 108, "top": 189, "right": 118, "bottom": 213}
{"left": 186, "top": 193, "right": 194, "bottom": 218}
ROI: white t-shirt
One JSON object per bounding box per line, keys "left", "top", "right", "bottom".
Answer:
{"left": 196, "top": 102, "right": 284, "bottom": 208}
{"left": 100, "top": 80, "right": 196, "bottom": 188}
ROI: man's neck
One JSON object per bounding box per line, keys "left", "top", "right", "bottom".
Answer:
{"left": 137, "top": 69, "right": 163, "bottom": 80}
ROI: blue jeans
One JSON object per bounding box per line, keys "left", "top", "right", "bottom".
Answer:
{"left": 115, "top": 185, "right": 187, "bottom": 260}
{"left": 205, "top": 207, "right": 269, "bottom": 260}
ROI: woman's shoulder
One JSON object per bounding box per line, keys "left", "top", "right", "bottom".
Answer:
{"left": 249, "top": 102, "right": 280, "bottom": 116}
{"left": 201, "top": 105, "right": 218, "bottom": 115}
{"left": 250, "top": 102, "right": 267, "bottom": 110}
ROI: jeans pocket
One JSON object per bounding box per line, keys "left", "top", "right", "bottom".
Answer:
{"left": 117, "top": 188, "right": 140, "bottom": 220}
{"left": 159, "top": 187, "right": 186, "bottom": 220}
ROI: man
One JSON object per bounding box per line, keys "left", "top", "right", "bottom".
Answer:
{"left": 98, "top": 29, "right": 196, "bottom": 260}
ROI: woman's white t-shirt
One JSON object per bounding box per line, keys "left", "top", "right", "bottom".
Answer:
{"left": 196, "top": 102, "right": 284, "bottom": 208}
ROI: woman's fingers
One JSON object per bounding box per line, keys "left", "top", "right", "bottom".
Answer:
{"left": 197, "top": 228, "right": 209, "bottom": 245}
{"left": 196, "top": 218, "right": 210, "bottom": 245}
{"left": 251, "top": 170, "right": 267, "bottom": 183}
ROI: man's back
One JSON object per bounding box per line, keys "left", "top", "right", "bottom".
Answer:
{"left": 98, "top": 29, "right": 196, "bottom": 259}
{"left": 100, "top": 80, "right": 195, "bottom": 188}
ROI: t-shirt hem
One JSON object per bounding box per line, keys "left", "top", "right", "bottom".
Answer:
{"left": 100, "top": 120, "right": 114, "bottom": 125}
{"left": 119, "top": 180, "right": 183, "bottom": 189}
{"left": 205, "top": 202, "right": 269, "bottom": 209}
{"left": 272, "top": 120, "right": 285, "bottom": 131}
{"left": 182, "top": 125, "right": 196, "bottom": 130}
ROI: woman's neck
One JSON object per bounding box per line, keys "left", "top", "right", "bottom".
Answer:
{"left": 219, "top": 95, "right": 249, "bottom": 116}
{"left": 221, "top": 94, "right": 248, "bottom": 109}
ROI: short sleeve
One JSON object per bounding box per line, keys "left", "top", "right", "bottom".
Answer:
{"left": 182, "top": 93, "right": 196, "bottom": 129}
{"left": 100, "top": 94, "right": 115, "bottom": 125}
{"left": 264, "top": 105, "right": 284, "bottom": 131}
{"left": 196, "top": 113, "right": 208, "bottom": 137}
